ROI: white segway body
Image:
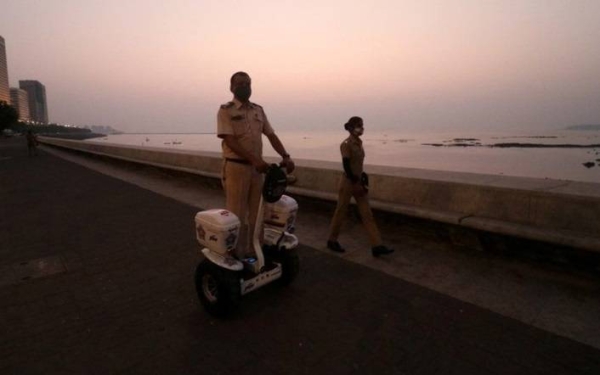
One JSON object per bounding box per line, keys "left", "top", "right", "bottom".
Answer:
{"left": 194, "top": 165, "right": 300, "bottom": 316}
{"left": 263, "top": 194, "right": 299, "bottom": 250}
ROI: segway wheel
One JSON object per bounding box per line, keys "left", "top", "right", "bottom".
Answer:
{"left": 274, "top": 248, "right": 300, "bottom": 286}
{"left": 195, "top": 259, "right": 241, "bottom": 317}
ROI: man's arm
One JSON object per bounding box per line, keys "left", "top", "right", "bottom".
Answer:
{"left": 221, "top": 135, "right": 269, "bottom": 173}
{"left": 266, "top": 133, "right": 295, "bottom": 173}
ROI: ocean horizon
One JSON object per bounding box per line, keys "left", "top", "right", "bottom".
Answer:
{"left": 86, "top": 128, "right": 600, "bottom": 184}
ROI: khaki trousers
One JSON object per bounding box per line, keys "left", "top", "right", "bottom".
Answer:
{"left": 222, "top": 160, "right": 264, "bottom": 258}
{"left": 328, "top": 177, "right": 382, "bottom": 247}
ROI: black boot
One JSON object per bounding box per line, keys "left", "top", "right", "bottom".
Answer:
{"left": 372, "top": 245, "right": 394, "bottom": 257}
{"left": 327, "top": 240, "right": 346, "bottom": 253}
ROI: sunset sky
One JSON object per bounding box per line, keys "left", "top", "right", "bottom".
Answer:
{"left": 2, "top": 0, "right": 599, "bottom": 133}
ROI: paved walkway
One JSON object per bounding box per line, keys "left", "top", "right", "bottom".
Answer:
{"left": 1, "top": 137, "right": 599, "bottom": 374}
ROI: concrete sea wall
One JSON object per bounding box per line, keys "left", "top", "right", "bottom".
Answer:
{"left": 40, "top": 137, "right": 600, "bottom": 253}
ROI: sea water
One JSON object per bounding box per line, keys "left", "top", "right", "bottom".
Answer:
{"left": 86, "top": 129, "right": 600, "bottom": 183}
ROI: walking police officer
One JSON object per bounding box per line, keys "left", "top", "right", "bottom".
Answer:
{"left": 327, "top": 116, "right": 394, "bottom": 257}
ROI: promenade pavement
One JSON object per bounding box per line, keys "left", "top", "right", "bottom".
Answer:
{"left": 1, "top": 136, "right": 600, "bottom": 374}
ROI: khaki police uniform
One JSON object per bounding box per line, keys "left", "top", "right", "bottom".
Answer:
{"left": 217, "top": 98, "right": 275, "bottom": 258}
{"left": 328, "top": 135, "right": 382, "bottom": 247}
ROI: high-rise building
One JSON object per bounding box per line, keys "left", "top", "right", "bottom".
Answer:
{"left": 19, "top": 80, "right": 48, "bottom": 124}
{"left": 0, "top": 36, "right": 10, "bottom": 104}
{"left": 10, "top": 88, "right": 30, "bottom": 121}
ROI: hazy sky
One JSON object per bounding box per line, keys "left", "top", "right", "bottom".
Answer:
{"left": 2, "top": 0, "right": 599, "bottom": 133}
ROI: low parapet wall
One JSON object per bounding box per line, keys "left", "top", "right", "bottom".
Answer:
{"left": 40, "top": 137, "right": 600, "bottom": 252}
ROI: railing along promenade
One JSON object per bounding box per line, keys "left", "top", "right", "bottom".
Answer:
{"left": 39, "top": 136, "right": 600, "bottom": 253}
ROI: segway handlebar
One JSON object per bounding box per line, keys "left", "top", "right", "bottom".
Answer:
{"left": 263, "top": 164, "right": 288, "bottom": 203}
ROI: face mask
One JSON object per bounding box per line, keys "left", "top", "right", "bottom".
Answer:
{"left": 234, "top": 86, "right": 252, "bottom": 102}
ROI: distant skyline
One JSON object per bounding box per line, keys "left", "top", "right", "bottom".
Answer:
{"left": 19, "top": 80, "right": 48, "bottom": 124}
{"left": 2, "top": 0, "right": 600, "bottom": 133}
{"left": 0, "top": 36, "right": 9, "bottom": 103}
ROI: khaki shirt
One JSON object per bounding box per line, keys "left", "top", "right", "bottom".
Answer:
{"left": 340, "top": 135, "right": 364, "bottom": 177}
{"left": 217, "top": 98, "right": 275, "bottom": 160}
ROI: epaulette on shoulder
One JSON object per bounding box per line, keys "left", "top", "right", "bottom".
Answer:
{"left": 250, "top": 102, "right": 262, "bottom": 109}
{"left": 220, "top": 101, "right": 234, "bottom": 109}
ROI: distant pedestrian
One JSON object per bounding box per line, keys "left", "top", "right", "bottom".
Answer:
{"left": 26, "top": 130, "right": 38, "bottom": 157}
{"left": 327, "top": 116, "right": 394, "bottom": 257}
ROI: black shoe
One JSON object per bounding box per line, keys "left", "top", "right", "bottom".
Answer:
{"left": 372, "top": 245, "right": 394, "bottom": 257}
{"left": 327, "top": 240, "right": 346, "bottom": 253}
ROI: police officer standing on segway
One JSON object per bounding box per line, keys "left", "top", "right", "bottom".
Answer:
{"left": 217, "top": 71, "right": 295, "bottom": 260}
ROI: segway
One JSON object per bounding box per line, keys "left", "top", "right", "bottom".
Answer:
{"left": 194, "top": 165, "right": 299, "bottom": 316}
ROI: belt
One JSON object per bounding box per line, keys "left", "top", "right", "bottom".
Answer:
{"left": 225, "top": 158, "right": 251, "bottom": 165}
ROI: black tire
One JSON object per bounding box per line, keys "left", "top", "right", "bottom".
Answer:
{"left": 194, "top": 259, "right": 242, "bottom": 317}
{"left": 274, "top": 248, "right": 300, "bottom": 286}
